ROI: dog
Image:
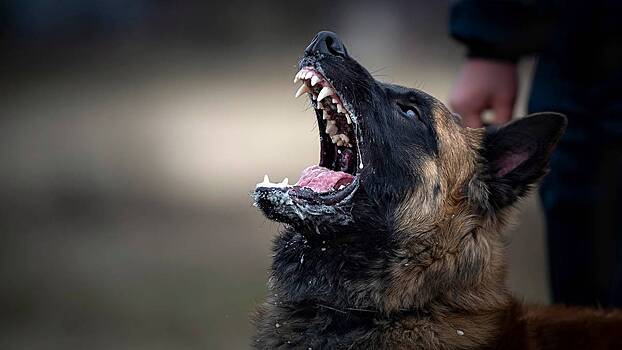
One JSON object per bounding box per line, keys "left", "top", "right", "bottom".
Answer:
{"left": 251, "top": 31, "right": 622, "bottom": 349}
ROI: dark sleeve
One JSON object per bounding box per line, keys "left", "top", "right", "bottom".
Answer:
{"left": 450, "top": 0, "right": 556, "bottom": 62}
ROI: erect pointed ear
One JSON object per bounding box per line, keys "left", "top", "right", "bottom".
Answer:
{"left": 478, "top": 112, "right": 567, "bottom": 210}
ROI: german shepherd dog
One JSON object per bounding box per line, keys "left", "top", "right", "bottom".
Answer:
{"left": 252, "top": 31, "right": 622, "bottom": 349}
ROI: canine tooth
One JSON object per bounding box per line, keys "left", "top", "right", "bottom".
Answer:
{"left": 280, "top": 177, "right": 289, "bottom": 185}
{"left": 263, "top": 174, "right": 270, "bottom": 184}
{"left": 295, "top": 84, "right": 310, "bottom": 98}
{"left": 332, "top": 98, "right": 338, "bottom": 104}
{"left": 317, "top": 86, "right": 333, "bottom": 101}
{"left": 345, "top": 114, "right": 352, "bottom": 124}
{"left": 305, "top": 71, "right": 314, "bottom": 80}
{"left": 311, "top": 75, "right": 320, "bottom": 86}
{"left": 322, "top": 110, "right": 330, "bottom": 120}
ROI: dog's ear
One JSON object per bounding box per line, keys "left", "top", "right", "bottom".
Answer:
{"left": 475, "top": 112, "right": 566, "bottom": 211}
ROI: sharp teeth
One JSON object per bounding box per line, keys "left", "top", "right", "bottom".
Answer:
{"left": 326, "top": 120, "right": 337, "bottom": 136}
{"left": 296, "top": 70, "right": 305, "bottom": 81}
{"left": 256, "top": 174, "right": 290, "bottom": 189}
{"left": 345, "top": 113, "right": 352, "bottom": 124}
{"left": 256, "top": 174, "right": 271, "bottom": 187}
{"left": 304, "top": 71, "right": 314, "bottom": 80}
{"left": 330, "top": 134, "right": 349, "bottom": 146}
{"left": 332, "top": 98, "right": 338, "bottom": 104}
{"left": 295, "top": 84, "right": 310, "bottom": 98}
{"left": 311, "top": 75, "right": 320, "bottom": 86}
{"left": 336, "top": 103, "right": 346, "bottom": 114}
{"left": 322, "top": 110, "right": 330, "bottom": 120}
{"left": 317, "top": 86, "right": 333, "bottom": 102}
{"left": 294, "top": 71, "right": 301, "bottom": 84}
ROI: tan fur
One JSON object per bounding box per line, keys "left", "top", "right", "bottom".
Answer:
{"left": 387, "top": 106, "right": 500, "bottom": 313}
{"left": 254, "top": 33, "right": 612, "bottom": 349}
{"left": 382, "top": 107, "right": 621, "bottom": 349}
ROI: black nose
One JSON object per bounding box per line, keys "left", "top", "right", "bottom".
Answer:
{"left": 305, "top": 31, "right": 348, "bottom": 58}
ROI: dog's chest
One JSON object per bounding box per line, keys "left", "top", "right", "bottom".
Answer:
{"left": 252, "top": 304, "right": 463, "bottom": 349}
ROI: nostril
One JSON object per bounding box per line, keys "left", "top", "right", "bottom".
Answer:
{"left": 325, "top": 35, "right": 347, "bottom": 57}
{"left": 305, "top": 31, "right": 348, "bottom": 58}
{"left": 325, "top": 36, "right": 334, "bottom": 48}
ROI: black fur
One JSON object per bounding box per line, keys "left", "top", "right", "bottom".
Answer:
{"left": 252, "top": 32, "right": 567, "bottom": 349}
{"left": 480, "top": 113, "right": 567, "bottom": 211}
{"left": 253, "top": 35, "right": 446, "bottom": 349}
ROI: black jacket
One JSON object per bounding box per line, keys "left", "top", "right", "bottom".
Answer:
{"left": 450, "top": 0, "right": 622, "bottom": 120}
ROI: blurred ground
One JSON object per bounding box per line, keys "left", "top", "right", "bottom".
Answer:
{"left": 0, "top": 1, "right": 549, "bottom": 349}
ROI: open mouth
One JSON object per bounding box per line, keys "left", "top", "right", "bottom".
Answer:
{"left": 255, "top": 66, "right": 362, "bottom": 204}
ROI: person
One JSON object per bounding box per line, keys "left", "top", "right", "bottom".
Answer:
{"left": 448, "top": 0, "right": 622, "bottom": 307}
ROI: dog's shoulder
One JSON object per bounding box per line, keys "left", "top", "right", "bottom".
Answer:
{"left": 517, "top": 304, "right": 622, "bottom": 349}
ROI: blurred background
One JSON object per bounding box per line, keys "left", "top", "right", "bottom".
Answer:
{"left": 0, "top": 1, "right": 549, "bottom": 349}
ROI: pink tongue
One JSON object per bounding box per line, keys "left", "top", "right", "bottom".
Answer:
{"left": 296, "top": 165, "right": 354, "bottom": 192}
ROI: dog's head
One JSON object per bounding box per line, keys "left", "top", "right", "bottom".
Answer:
{"left": 253, "top": 32, "right": 566, "bottom": 313}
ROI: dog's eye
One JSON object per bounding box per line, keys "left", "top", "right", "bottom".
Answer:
{"left": 398, "top": 103, "right": 421, "bottom": 120}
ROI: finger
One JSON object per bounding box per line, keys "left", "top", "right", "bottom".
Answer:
{"left": 491, "top": 100, "right": 513, "bottom": 124}
{"left": 461, "top": 112, "right": 484, "bottom": 128}
{"left": 449, "top": 101, "right": 484, "bottom": 128}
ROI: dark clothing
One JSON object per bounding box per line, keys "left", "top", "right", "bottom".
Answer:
{"left": 450, "top": 0, "right": 622, "bottom": 307}
{"left": 541, "top": 121, "right": 622, "bottom": 306}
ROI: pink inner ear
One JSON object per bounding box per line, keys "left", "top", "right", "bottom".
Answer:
{"left": 496, "top": 151, "right": 530, "bottom": 177}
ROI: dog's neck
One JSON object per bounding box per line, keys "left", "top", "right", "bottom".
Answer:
{"left": 258, "top": 290, "right": 518, "bottom": 349}
{"left": 258, "top": 226, "right": 515, "bottom": 349}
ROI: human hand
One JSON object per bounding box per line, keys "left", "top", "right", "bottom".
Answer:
{"left": 449, "top": 59, "right": 518, "bottom": 128}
